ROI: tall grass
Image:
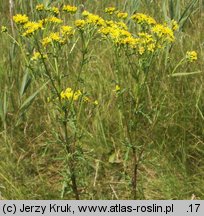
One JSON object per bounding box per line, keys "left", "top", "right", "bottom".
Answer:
{"left": 0, "top": 0, "right": 203, "bottom": 200}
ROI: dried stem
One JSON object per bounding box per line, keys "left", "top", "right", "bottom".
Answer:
{"left": 9, "top": 0, "right": 15, "bottom": 36}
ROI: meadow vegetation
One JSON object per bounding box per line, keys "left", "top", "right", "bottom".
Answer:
{"left": 0, "top": 0, "right": 203, "bottom": 200}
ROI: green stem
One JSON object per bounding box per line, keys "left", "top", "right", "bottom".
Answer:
{"left": 172, "top": 58, "right": 185, "bottom": 74}
{"left": 63, "top": 108, "right": 80, "bottom": 200}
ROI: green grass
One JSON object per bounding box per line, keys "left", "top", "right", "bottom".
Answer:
{"left": 0, "top": 0, "right": 204, "bottom": 200}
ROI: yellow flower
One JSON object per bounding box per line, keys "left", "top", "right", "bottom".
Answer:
{"left": 49, "top": 32, "right": 61, "bottom": 41}
{"left": 131, "top": 13, "right": 156, "bottom": 26}
{"left": 186, "top": 51, "right": 197, "bottom": 62}
{"left": 85, "top": 13, "right": 105, "bottom": 26}
{"left": 31, "top": 51, "right": 40, "bottom": 60}
{"left": 99, "top": 24, "right": 131, "bottom": 45}
{"left": 82, "top": 10, "right": 91, "bottom": 17}
{"left": 36, "top": 4, "right": 44, "bottom": 11}
{"left": 93, "top": 100, "right": 98, "bottom": 105}
{"left": 147, "top": 43, "right": 156, "bottom": 52}
{"left": 120, "top": 36, "right": 138, "bottom": 47}
{"left": 75, "top": 19, "right": 86, "bottom": 29}
{"left": 171, "top": 20, "right": 179, "bottom": 31}
{"left": 22, "top": 21, "right": 43, "bottom": 36}
{"left": 31, "top": 51, "right": 47, "bottom": 61}
{"left": 83, "top": 96, "right": 91, "bottom": 102}
{"left": 60, "top": 88, "right": 82, "bottom": 101}
{"left": 138, "top": 32, "right": 154, "bottom": 44}
{"left": 116, "top": 21, "right": 128, "bottom": 30}
{"left": 41, "top": 37, "right": 52, "bottom": 46}
{"left": 46, "top": 32, "right": 65, "bottom": 44}
{"left": 13, "top": 14, "right": 29, "bottom": 24}
{"left": 113, "top": 85, "right": 121, "bottom": 92}
{"left": 50, "top": 7, "right": 59, "bottom": 15}
{"left": 138, "top": 46, "right": 145, "bottom": 55}
{"left": 61, "top": 25, "right": 74, "bottom": 36}
{"left": 117, "top": 12, "right": 128, "bottom": 19}
{"left": 63, "top": 5, "right": 77, "bottom": 13}
{"left": 46, "top": 16, "right": 63, "bottom": 24}
{"left": 105, "top": 7, "right": 116, "bottom": 15}
{"left": 73, "top": 90, "right": 82, "bottom": 101}
{"left": 152, "top": 24, "right": 175, "bottom": 42}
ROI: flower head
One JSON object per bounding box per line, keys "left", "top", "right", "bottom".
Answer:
{"left": 82, "top": 10, "right": 91, "bottom": 17}
{"left": 84, "top": 13, "right": 105, "bottom": 26}
{"left": 31, "top": 51, "right": 47, "bottom": 61}
{"left": 41, "top": 37, "right": 52, "bottom": 46}
{"left": 186, "top": 51, "right": 197, "bottom": 62}
{"left": 131, "top": 13, "right": 156, "bottom": 26}
{"left": 50, "top": 7, "right": 60, "bottom": 15}
{"left": 105, "top": 7, "right": 116, "bottom": 15}
{"left": 13, "top": 14, "right": 29, "bottom": 24}
{"left": 117, "top": 12, "right": 128, "bottom": 19}
{"left": 36, "top": 4, "right": 44, "bottom": 11}
{"left": 61, "top": 25, "right": 74, "bottom": 36}
{"left": 171, "top": 20, "right": 179, "bottom": 31}
{"left": 45, "top": 16, "right": 63, "bottom": 24}
{"left": 93, "top": 100, "right": 99, "bottom": 105}
{"left": 75, "top": 19, "right": 86, "bottom": 29}
{"left": 152, "top": 24, "right": 175, "bottom": 42}
{"left": 113, "top": 85, "right": 121, "bottom": 92}
{"left": 63, "top": 5, "right": 77, "bottom": 13}
{"left": 22, "top": 21, "right": 43, "bottom": 37}
{"left": 60, "top": 88, "right": 82, "bottom": 101}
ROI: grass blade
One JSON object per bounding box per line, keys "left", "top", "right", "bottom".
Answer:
{"left": 169, "top": 70, "right": 201, "bottom": 77}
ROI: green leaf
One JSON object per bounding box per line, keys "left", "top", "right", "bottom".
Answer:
{"left": 19, "top": 81, "right": 48, "bottom": 114}
{"left": 19, "top": 70, "right": 32, "bottom": 97}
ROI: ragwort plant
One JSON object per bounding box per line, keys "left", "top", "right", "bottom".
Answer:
{"left": 100, "top": 7, "right": 197, "bottom": 199}
{"left": 2, "top": 3, "right": 198, "bottom": 199}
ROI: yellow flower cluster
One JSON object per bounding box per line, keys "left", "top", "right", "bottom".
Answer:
{"left": 45, "top": 16, "right": 63, "bottom": 24}
{"left": 99, "top": 24, "right": 131, "bottom": 44}
{"left": 82, "top": 11, "right": 105, "bottom": 26}
{"left": 131, "top": 13, "right": 156, "bottom": 26}
{"left": 99, "top": 12, "right": 176, "bottom": 55}
{"left": 41, "top": 32, "right": 66, "bottom": 46}
{"left": 75, "top": 19, "right": 86, "bottom": 29}
{"left": 105, "top": 7, "right": 128, "bottom": 19}
{"left": 12, "top": 6, "right": 178, "bottom": 59}
{"left": 186, "top": 51, "right": 197, "bottom": 62}
{"left": 36, "top": 4, "right": 44, "bottom": 11}
{"left": 118, "top": 33, "right": 156, "bottom": 55}
{"left": 63, "top": 5, "right": 77, "bottom": 13}
{"left": 83, "top": 96, "right": 98, "bottom": 105}
{"left": 36, "top": 4, "right": 78, "bottom": 15}
{"left": 31, "top": 51, "right": 47, "bottom": 61}
{"left": 13, "top": 14, "right": 29, "bottom": 24}
{"left": 60, "top": 88, "right": 82, "bottom": 101}
{"left": 105, "top": 7, "right": 116, "bottom": 15}
{"left": 99, "top": 20, "right": 131, "bottom": 44}
{"left": 137, "top": 33, "right": 156, "bottom": 54}
{"left": 171, "top": 20, "right": 179, "bottom": 31}
{"left": 117, "top": 12, "right": 128, "bottom": 19}
{"left": 22, "top": 21, "right": 43, "bottom": 37}
{"left": 50, "top": 7, "right": 60, "bottom": 15}
{"left": 152, "top": 24, "right": 175, "bottom": 42}
{"left": 61, "top": 25, "right": 74, "bottom": 36}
